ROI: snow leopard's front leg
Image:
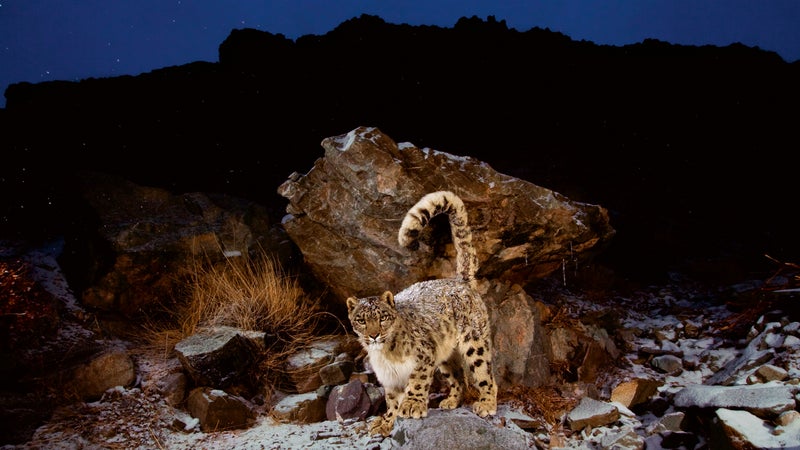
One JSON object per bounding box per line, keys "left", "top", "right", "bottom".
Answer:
{"left": 398, "top": 359, "right": 436, "bottom": 418}
{"left": 369, "top": 388, "right": 402, "bottom": 436}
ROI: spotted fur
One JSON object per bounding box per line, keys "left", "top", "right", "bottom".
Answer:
{"left": 398, "top": 191, "right": 478, "bottom": 287}
{"left": 346, "top": 191, "right": 497, "bottom": 437}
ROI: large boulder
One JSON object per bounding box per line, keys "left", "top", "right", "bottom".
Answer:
{"left": 278, "top": 126, "right": 615, "bottom": 304}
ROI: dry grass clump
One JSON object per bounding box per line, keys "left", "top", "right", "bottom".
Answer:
{"left": 499, "top": 384, "right": 578, "bottom": 425}
{"left": 717, "top": 254, "right": 800, "bottom": 338}
{"left": 181, "top": 250, "right": 323, "bottom": 334}
{"left": 144, "top": 246, "right": 342, "bottom": 371}
{"left": 0, "top": 259, "right": 60, "bottom": 351}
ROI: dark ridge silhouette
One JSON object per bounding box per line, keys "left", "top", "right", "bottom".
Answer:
{"left": 1, "top": 14, "right": 798, "bottom": 283}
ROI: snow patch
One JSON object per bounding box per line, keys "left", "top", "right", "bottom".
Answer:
{"left": 332, "top": 128, "right": 358, "bottom": 151}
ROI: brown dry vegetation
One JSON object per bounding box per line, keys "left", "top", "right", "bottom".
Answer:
{"left": 499, "top": 384, "right": 578, "bottom": 426}
{"left": 715, "top": 254, "right": 800, "bottom": 339}
{"left": 0, "top": 259, "right": 60, "bottom": 352}
{"left": 141, "top": 245, "right": 344, "bottom": 378}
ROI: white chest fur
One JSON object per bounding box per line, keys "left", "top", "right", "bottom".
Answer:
{"left": 367, "top": 346, "right": 416, "bottom": 391}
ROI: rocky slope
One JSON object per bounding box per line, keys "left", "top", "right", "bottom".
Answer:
{"left": 2, "top": 239, "right": 799, "bottom": 449}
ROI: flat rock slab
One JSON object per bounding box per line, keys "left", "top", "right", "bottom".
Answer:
{"left": 674, "top": 384, "right": 798, "bottom": 418}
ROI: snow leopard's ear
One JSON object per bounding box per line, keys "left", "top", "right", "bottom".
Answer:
{"left": 381, "top": 291, "right": 395, "bottom": 308}
{"left": 346, "top": 296, "right": 359, "bottom": 312}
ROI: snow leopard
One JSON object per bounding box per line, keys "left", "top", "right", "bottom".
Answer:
{"left": 346, "top": 191, "right": 497, "bottom": 437}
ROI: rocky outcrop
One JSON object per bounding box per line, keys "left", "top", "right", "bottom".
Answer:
{"left": 274, "top": 126, "right": 618, "bottom": 391}
{"left": 3, "top": 14, "right": 798, "bottom": 286}
{"left": 5, "top": 238, "right": 800, "bottom": 449}
{"left": 61, "top": 171, "right": 292, "bottom": 317}
{"left": 483, "top": 280, "right": 551, "bottom": 388}
{"left": 278, "top": 126, "right": 615, "bottom": 304}
{"left": 116, "top": 304, "right": 800, "bottom": 449}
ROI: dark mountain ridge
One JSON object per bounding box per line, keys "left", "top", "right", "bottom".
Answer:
{"left": 2, "top": 14, "right": 798, "bottom": 282}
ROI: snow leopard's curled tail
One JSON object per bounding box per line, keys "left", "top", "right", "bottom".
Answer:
{"left": 398, "top": 191, "right": 478, "bottom": 285}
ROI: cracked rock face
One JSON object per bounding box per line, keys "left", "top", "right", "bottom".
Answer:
{"left": 278, "top": 126, "right": 615, "bottom": 305}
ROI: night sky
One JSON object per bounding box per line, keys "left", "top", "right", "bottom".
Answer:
{"left": 1, "top": 0, "right": 799, "bottom": 108}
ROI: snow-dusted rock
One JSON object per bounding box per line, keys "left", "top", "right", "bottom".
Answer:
{"left": 611, "top": 378, "right": 662, "bottom": 408}
{"left": 716, "top": 408, "right": 800, "bottom": 449}
{"left": 644, "top": 411, "right": 686, "bottom": 434}
{"left": 285, "top": 337, "right": 349, "bottom": 393}
{"left": 174, "top": 326, "right": 262, "bottom": 388}
{"left": 598, "top": 425, "right": 644, "bottom": 450}
{"left": 186, "top": 387, "right": 255, "bottom": 432}
{"left": 703, "top": 343, "right": 774, "bottom": 386}
{"left": 673, "top": 383, "right": 797, "bottom": 418}
{"left": 567, "top": 397, "right": 620, "bottom": 431}
{"left": 756, "top": 363, "right": 789, "bottom": 382}
{"left": 270, "top": 391, "right": 327, "bottom": 424}
{"left": 388, "top": 408, "right": 533, "bottom": 449}
{"left": 72, "top": 346, "right": 136, "bottom": 400}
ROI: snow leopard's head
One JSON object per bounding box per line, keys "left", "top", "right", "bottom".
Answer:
{"left": 346, "top": 291, "right": 398, "bottom": 347}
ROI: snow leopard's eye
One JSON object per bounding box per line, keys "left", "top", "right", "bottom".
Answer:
{"left": 355, "top": 318, "right": 365, "bottom": 325}
{"left": 380, "top": 314, "right": 390, "bottom": 322}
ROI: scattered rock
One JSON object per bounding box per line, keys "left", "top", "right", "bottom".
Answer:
{"left": 645, "top": 411, "right": 686, "bottom": 434}
{"left": 174, "top": 326, "right": 262, "bottom": 388}
{"left": 776, "top": 410, "right": 800, "bottom": 427}
{"left": 157, "top": 371, "right": 188, "bottom": 407}
{"left": 72, "top": 346, "right": 136, "bottom": 400}
{"left": 389, "top": 408, "right": 533, "bottom": 449}
{"left": 483, "top": 279, "right": 551, "bottom": 389}
{"left": 650, "top": 354, "right": 683, "bottom": 374}
{"left": 673, "top": 384, "right": 798, "bottom": 418}
{"left": 756, "top": 363, "right": 789, "bottom": 382}
{"left": 611, "top": 378, "right": 662, "bottom": 408}
{"left": 285, "top": 337, "right": 346, "bottom": 393}
{"left": 598, "top": 425, "right": 644, "bottom": 450}
{"left": 270, "top": 392, "right": 327, "bottom": 424}
{"left": 716, "top": 408, "right": 800, "bottom": 449}
{"left": 566, "top": 397, "right": 620, "bottom": 431}
{"left": 186, "top": 387, "right": 255, "bottom": 432}
{"left": 319, "top": 357, "right": 355, "bottom": 386}
{"left": 324, "top": 379, "right": 378, "bottom": 421}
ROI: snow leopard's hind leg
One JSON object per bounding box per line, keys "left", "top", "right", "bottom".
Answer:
{"left": 460, "top": 328, "right": 497, "bottom": 417}
{"left": 437, "top": 355, "right": 465, "bottom": 410}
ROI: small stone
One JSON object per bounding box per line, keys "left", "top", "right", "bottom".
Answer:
{"left": 756, "top": 364, "right": 788, "bottom": 382}
{"left": 650, "top": 354, "right": 683, "bottom": 374}
{"left": 775, "top": 410, "right": 800, "bottom": 427}
{"left": 319, "top": 360, "right": 355, "bottom": 386}
{"left": 566, "top": 397, "right": 620, "bottom": 431}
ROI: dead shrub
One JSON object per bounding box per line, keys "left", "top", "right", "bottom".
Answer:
{"left": 142, "top": 245, "right": 343, "bottom": 378}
